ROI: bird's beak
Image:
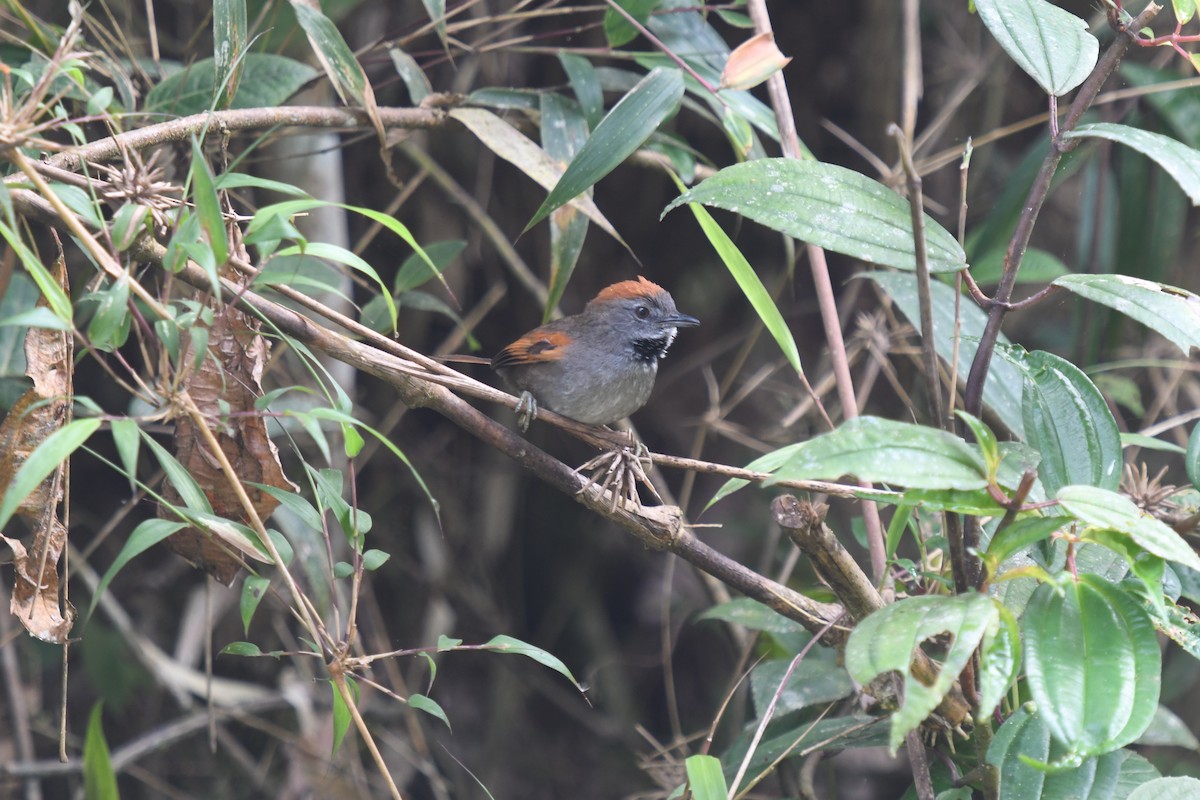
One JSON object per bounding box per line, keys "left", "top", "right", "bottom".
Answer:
{"left": 666, "top": 313, "right": 700, "bottom": 327}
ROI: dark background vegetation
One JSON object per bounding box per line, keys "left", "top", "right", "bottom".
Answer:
{"left": 2, "top": 1, "right": 1199, "bottom": 798}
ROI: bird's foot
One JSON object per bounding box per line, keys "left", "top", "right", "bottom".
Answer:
{"left": 575, "top": 442, "right": 660, "bottom": 512}
{"left": 514, "top": 391, "right": 538, "bottom": 433}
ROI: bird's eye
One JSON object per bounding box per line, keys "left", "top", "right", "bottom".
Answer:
{"left": 635, "top": 305, "right": 651, "bottom": 319}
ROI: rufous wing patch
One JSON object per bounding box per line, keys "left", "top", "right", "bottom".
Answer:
{"left": 491, "top": 329, "right": 571, "bottom": 369}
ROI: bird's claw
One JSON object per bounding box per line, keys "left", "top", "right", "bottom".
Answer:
{"left": 515, "top": 391, "right": 538, "bottom": 433}
{"left": 576, "top": 443, "right": 660, "bottom": 512}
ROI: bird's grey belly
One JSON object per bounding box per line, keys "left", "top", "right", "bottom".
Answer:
{"left": 546, "top": 362, "right": 657, "bottom": 424}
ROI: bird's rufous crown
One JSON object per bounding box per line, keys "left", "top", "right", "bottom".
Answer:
{"left": 593, "top": 275, "right": 665, "bottom": 303}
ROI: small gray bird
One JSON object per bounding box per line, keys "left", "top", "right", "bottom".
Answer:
{"left": 491, "top": 276, "right": 699, "bottom": 430}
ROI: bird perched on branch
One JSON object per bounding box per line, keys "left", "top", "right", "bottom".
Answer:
{"left": 491, "top": 276, "right": 699, "bottom": 432}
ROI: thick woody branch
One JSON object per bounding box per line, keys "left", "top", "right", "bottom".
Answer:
{"left": 772, "top": 495, "right": 970, "bottom": 729}
{"left": 0, "top": 186, "right": 846, "bottom": 637}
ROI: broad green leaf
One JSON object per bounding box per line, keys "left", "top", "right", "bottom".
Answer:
{"left": 697, "top": 598, "right": 806, "bottom": 635}
{"left": 1136, "top": 705, "right": 1200, "bottom": 749}
{"left": 48, "top": 183, "right": 103, "bottom": 228}
{"left": 1188, "top": 423, "right": 1200, "bottom": 490}
{"left": 604, "top": 0, "right": 658, "bottom": 48}
{"left": 722, "top": 715, "right": 888, "bottom": 784}
{"left": 673, "top": 177, "right": 803, "bottom": 378}
{"left": 213, "top": 0, "right": 247, "bottom": 107}
{"left": 750, "top": 659, "right": 854, "bottom": 717}
{"left": 1008, "top": 349, "right": 1121, "bottom": 495}
{"left": 984, "top": 517, "right": 1065, "bottom": 570}
{"left": 483, "top": 634, "right": 580, "bottom": 687}
{"left": 706, "top": 442, "right": 802, "bottom": 508}
{"left": 88, "top": 519, "right": 188, "bottom": 620}
{"left": 240, "top": 574, "right": 270, "bottom": 635}
{"left": 1176, "top": 0, "right": 1197, "bottom": 24}
{"left": 540, "top": 93, "right": 590, "bottom": 321}
{"left": 1068, "top": 123, "right": 1200, "bottom": 205}
{"left": 362, "top": 549, "right": 390, "bottom": 571}
{"left": 664, "top": 159, "right": 967, "bottom": 273}
{"left": 1058, "top": 484, "right": 1200, "bottom": 572}
{"left": 1128, "top": 777, "right": 1200, "bottom": 800}
{"left": 974, "top": 0, "right": 1098, "bottom": 96}
{"left": 83, "top": 704, "right": 119, "bottom": 800}
{"left": 558, "top": 52, "right": 603, "bottom": 126}
{"left": 526, "top": 67, "right": 684, "bottom": 231}
{"left": 987, "top": 705, "right": 1161, "bottom": 800}
{"left": 190, "top": 140, "right": 228, "bottom": 267}
{"left": 290, "top": 1, "right": 368, "bottom": 107}
{"left": 969, "top": 246, "right": 1068, "bottom": 285}
{"left": 1121, "top": 63, "right": 1200, "bottom": 148}
{"left": 977, "top": 604, "right": 1021, "bottom": 721}
{"left": 684, "top": 754, "right": 727, "bottom": 800}
{"left": 0, "top": 418, "right": 102, "bottom": 532}
{"left": 845, "top": 592, "right": 998, "bottom": 752}
{"left": 144, "top": 54, "right": 317, "bottom": 114}
{"left": 767, "top": 416, "right": 988, "bottom": 491}
{"left": 407, "top": 693, "right": 450, "bottom": 730}
{"left": 1053, "top": 274, "right": 1200, "bottom": 356}
{"left": 393, "top": 240, "right": 466, "bottom": 294}
{"left": 1023, "top": 575, "right": 1160, "bottom": 756}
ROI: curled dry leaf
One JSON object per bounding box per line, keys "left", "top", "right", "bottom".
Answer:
{"left": 720, "top": 32, "right": 793, "bottom": 91}
{"left": 159, "top": 260, "right": 298, "bottom": 585}
{"left": 0, "top": 244, "right": 75, "bottom": 642}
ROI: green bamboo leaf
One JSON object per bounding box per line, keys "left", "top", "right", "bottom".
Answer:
{"left": 664, "top": 159, "right": 967, "bottom": 273}
{"left": 83, "top": 704, "right": 119, "bottom": 800}
{"left": 0, "top": 221, "right": 72, "bottom": 323}
{"left": 845, "top": 592, "right": 998, "bottom": 753}
{"left": 450, "top": 107, "right": 626, "bottom": 249}
{"left": 1058, "top": 485, "right": 1200, "bottom": 572}
{"left": 974, "top": 0, "right": 1098, "bottom": 96}
{"left": 706, "top": 443, "right": 803, "bottom": 509}
{"left": 407, "top": 692, "right": 450, "bottom": 730}
{"left": 418, "top": 0, "right": 447, "bottom": 50}
{"left": 109, "top": 418, "right": 139, "bottom": 489}
{"left": 388, "top": 47, "right": 430, "bottom": 104}
{"left": 768, "top": 416, "right": 988, "bottom": 491}
{"left": 331, "top": 675, "right": 358, "bottom": 754}
{"left": 140, "top": 430, "right": 212, "bottom": 515}
{"left": 558, "top": 52, "right": 603, "bottom": 126}
{"left": 1023, "top": 574, "right": 1160, "bottom": 756}
{"left": 1007, "top": 349, "right": 1121, "bottom": 495}
{"left": 750, "top": 659, "right": 854, "bottom": 717}
{"left": 526, "top": 67, "right": 684, "bottom": 232}
{"left": 540, "top": 93, "right": 591, "bottom": 321}
{"left": 213, "top": 0, "right": 247, "bottom": 107}
{"left": 275, "top": 242, "right": 396, "bottom": 330}
{"left": 190, "top": 139, "right": 228, "bottom": 267}
{"left": 0, "top": 418, "right": 101, "bottom": 532}
{"left": 86, "top": 278, "right": 132, "bottom": 352}
{"left": 483, "top": 634, "right": 580, "bottom": 687}
{"left": 673, "top": 176, "right": 803, "bottom": 379}
{"left": 697, "top": 598, "right": 806, "bottom": 635}
{"left": 1066, "top": 123, "right": 1200, "bottom": 204}
{"left": 88, "top": 519, "right": 189, "bottom": 620}
{"left": 684, "top": 754, "right": 727, "bottom": 800}
{"left": 240, "top": 574, "right": 270, "bottom": 635}
{"left": 289, "top": 1, "right": 368, "bottom": 107}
